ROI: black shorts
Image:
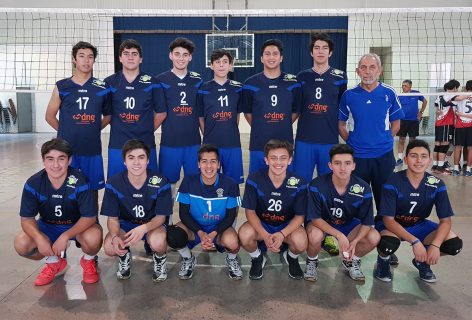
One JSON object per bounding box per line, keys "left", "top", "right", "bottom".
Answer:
{"left": 435, "top": 125, "right": 454, "bottom": 143}
{"left": 454, "top": 127, "right": 472, "bottom": 147}
{"left": 397, "top": 120, "right": 419, "bottom": 137}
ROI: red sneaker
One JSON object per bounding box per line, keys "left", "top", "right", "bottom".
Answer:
{"left": 34, "top": 258, "right": 67, "bottom": 286}
{"left": 80, "top": 256, "right": 99, "bottom": 284}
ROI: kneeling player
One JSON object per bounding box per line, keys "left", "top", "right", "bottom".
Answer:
{"left": 167, "top": 144, "right": 242, "bottom": 280}
{"left": 101, "top": 140, "right": 172, "bottom": 282}
{"left": 239, "top": 139, "right": 308, "bottom": 280}
{"left": 375, "top": 139, "right": 463, "bottom": 283}
{"left": 305, "top": 144, "right": 379, "bottom": 281}
{"left": 14, "top": 138, "right": 102, "bottom": 286}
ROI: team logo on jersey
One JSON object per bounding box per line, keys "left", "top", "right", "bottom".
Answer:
{"left": 149, "top": 176, "right": 162, "bottom": 186}
{"left": 67, "top": 175, "right": 78, "bottom": 187}
{"left": 385, "top": 95, "right": 389, "bottom": 102}
{"left": 189, "top": 72, "right": 201, "bottom": 79}
{"left": 283, "top": 74, "right": 297, "bottom": 82}
{"left": 264, "top": 112, "right": 285, "bottom": 122}
{"left": 348, "top": 184, "right": 365, "bottom": 197}
{"left": 173, "top": 106, "right": 193, "bottom": 116}
{"left": 119, "top": 112, "right": 140, "bottom": 123}
{"left": 216, "top": 188, "right": 224, "bottom": 198}
{"left": 308, "top": 103, "right": 328, "bottom": 113}
{"left": 139, "top": 75, "right": 152, "bottom": 84}
{"left": 212, "top": 111, "right": 233, "bottom": 121}
{"left": 72, "top": 113, "right": 96, "bottom": 124}
{"left": 229, "top": 80, "right": 242, "bottom": 87}
{"left": 92, "top": 79, "right": 106, "bottom": 89}
{"left": 425, "top": 175, "right": 440, "bottom": 187}
{"left": 366, "top": 100, "right": 372, "bottom": 104}
{"left": 286, "top": 177, "right": 300, "bottom": 188}
{"left": 330, "top": 69, "right": 345, "bottom": 78}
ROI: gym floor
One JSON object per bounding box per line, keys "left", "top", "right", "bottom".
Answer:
{"left": 1, "top": 133, "right": 470, "bottom": 320}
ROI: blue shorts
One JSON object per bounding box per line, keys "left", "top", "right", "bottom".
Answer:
{"left": 38, "top": 219, "right": 76, "bottom": 244}
{"left": 219, "top": 147, "right": 244, "bottom": 184}
{"left": 159, "top": 145, "right": 200, "bottom": 183}
{"left": 70, "top": 154, "right": 105, "bottom": 190}
{"left": 328, "top": 218, "right": 361, "bottom": 237}
{"left": 187, "top": 224, "right": 225, "bottom": 253}
{"left": 120, "top": 220, "right": 149, "bottom": 242}
{"left": 293, "top": 141, "right": 332, "bottom": 182}
{"left": 257, "top": 221, "right": 289, "bottom": 252}
{"left": 249, "top": 150, "right": 293, "bottom": 175}
{"left": 108, "top": 147, "right": 158, "bottom": 179}
{"left": 375, "top": 219, "right": 438, "bottom": 243}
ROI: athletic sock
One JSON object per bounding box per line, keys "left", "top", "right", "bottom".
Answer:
{"left": 83, "top": 254, "right": 95, "bottom": 261}
{"left": 352, "top": 255, "right": 360, "bottom": 261}
{"left": 438, "top": 161, "right": 444, "bottom": 167}
{"left": 178, "top": 246, "right": 192, "bottom": 259}
{"left": 288, "top": 249, "right": 299, "bottom": 259}
{"left": 454, "top": 165, "right": 460, "bottom": 170}
{"left": 45, "top": 255, "right": 59, "bottom": 263}
{"left": 249, "top": 249, "right": 261, "bottom": 258}
{"left": 379, "top": 255, "right": 390, "bottom": 260}
{"left": 433, "top": 161, "right": 438, "bottom": 166}
{"left": 307, "top": 255, "right": 318, "bottom": 261}
{"left": 227, "top": 253, "right": 237, "bottom": 260}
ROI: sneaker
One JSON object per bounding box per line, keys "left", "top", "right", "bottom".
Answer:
{"left": 342, "top": 259, "right": 365, "bottom": 281}
{"left": 226, "top": 255, "right": 243, "bottom": 280}
{"left": 322, "top": 235, "right": 339, "bottom": 256}
{"left": 465, "top": 170, "right": 472, "bottom": 177}
{"left": 412, "top": 259, "right": 437, "bottom": 283}
{"left": 375, "top": 255, "right": 392, "bottom": 282}
{"left": 395, "top": 158, "right": 403, "bottom": 166}
{"left": 34, "top": 258, "right": 68, "bottom": 286}
{"left": 283, "top": 251, "right": 303, "bottom": 280}
{"left": 439, "top": 166, "right": 452, "bottom": 175}
{"left": 249, "top": 254, "right": 267, "bottom": 280}
{"left": 80, "top": 257, "right": 99, "bottom": 284}
{"left": 152, "top": 253, "right": 167, "bottom": 282}
{"left": 178, "top": 255, "right": 196, "bottom": 280}
{"left": 444, "top": 160, "right": 451, "bottom": 168}
{"left": 431, "top": 165, "right": 438, "bottom": 173}
{"left": 451, "top": 169, "right": 460, "bottom": 176}
{"left": 304, "top": 258, "right": 319, "bottom": 282}
{"left": 116, "top": 249, "right": 131, "bottom": 280}
{"left": 390, "top": 253, "right": 399, "bottom": 266}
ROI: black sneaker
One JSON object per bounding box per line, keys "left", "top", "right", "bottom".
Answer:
{"left": 249, "top": 254, "right": 266, "bottom": 280}
{"left": 375, "top": 255, "right": 392, "bottom": 282}
{"left": 390, "top": 253, "right": 399, "bottom": 266}
{"left": 412, "top": 259, "right": 437, "bottom": 283}
{"left": 178, "top": 255, "right": 196, "bottom": 280}
{"left": 283, "top": 251, "right": 303, "bottom": 280}
{"left": 152, "top": 253, "right": 167, "bottom": 282}
{"left": 117, "top": 249, "right": 131, "bottom": 280}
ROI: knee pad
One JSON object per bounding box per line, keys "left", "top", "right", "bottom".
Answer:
{"left": 440, "top": 237, "right": 462, "bottom": 256}
{"left": 433, "top": 145, "right": 440, "bottom": 153}
{"left": 440, "top": 145, "right": 449, "bottom": 153}
{"left": 166, "top": 225, "right": 188, "bottom": 249}
{"left": 377, "top": 236, "right": 401, "bottom": 255}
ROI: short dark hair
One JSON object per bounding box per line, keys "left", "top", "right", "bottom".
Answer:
{"left": 72, "top": 41, "right": 97, "bottom": 60}
{"left": 264, "top": 139, "right": 293, "bottom": 158}
{"left": 309, "top": 33, "right": 334, "bottom": 53}
{"left": 198, "top": 144, "right": 220, "bottom": 162}
{"left": 41, "top": 138, "right": 72, "bottom": 159}
{"left": 119, "top": 39, "right": 142, "bottom": 57}
{"left": 329, "top": 144, "right": 354, "bottom": 161}
{"left": 210, "top": 49, "right": 234, "bottom": 64}
{"left": 260, "top": 39, "right": 283, "bottom": 56}
{"left": 466, "top": 80, "right": 472, "bottom": 91}
{"left": 402, "top": 79, "right": 412, "bottom": 86}
{"left": 121, "top": 139, "right": 150, "bottom": 160}
{"left": 450, "top": 79, "right": 461, "bottom": 89}
{"left": 444, "top": 80, "right": 457, "bottom": 91}
{"left": 169, "top": 37, "right": 195, "bottom": 54}
{"left": 405, "top": 139, "right": 430, "bottom": 156}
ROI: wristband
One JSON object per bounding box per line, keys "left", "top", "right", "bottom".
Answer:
{"left": 410, "top": 239, "right": 421, "bottom": 246}
{"left": 430, "top": 243, "right": 440, "bottom": 249}
{"left": 279, "top": 230, "right": 286, "bottom": 239}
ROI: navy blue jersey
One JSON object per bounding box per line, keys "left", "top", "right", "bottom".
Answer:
{"left": 56, "top": 77, "right": 110, "bottom": 155}
{"left": 197, "top": 79, "right": 242, "bottom": 148}
{"left": 306, "top": 173, "right": 374, "bottom": 226}
{"left": 104, "top": 71, "right": 165, "bottom": 149}
{"left": 398, "top": 90, "right": 425, "bottom": 120}
{"left": 339, "top": 83, "right": 404, "bottom": 158}
{"left": 242, "top": 170, "right": 307, "bottom": 226}
{"left": 19, "top": 167, "right": 97, "bottom": 225}
{"left": 176, "top": 174, "right": 241, "bottom": 227}
{"left": 100, "top": 170, "right": 172, "bottom": 224}
{"left": 156, "top": 70, "right": 203, "bottom": 147}
{"left": 242, "top": 72, "right": 302, "bottom": 151}
{"left": 379, "top": 170, "right": 454, "bottom": 227}
{"left": 296, "top": 67, "right": 347, "bottom": 144}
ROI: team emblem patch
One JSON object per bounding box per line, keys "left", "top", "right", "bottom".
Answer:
{"left": 149, "top": 176, "right": 162, "bottom": 185}
{"left": 189, "top": 71, "right": 201, "bottom": 79}
{"left": 92, "top": 79, "right": 106, "bottom": 88}
{"left": 287, "top": 177, "right": 300, "bottom": 187}
{"left": 139, "top": 75, "right": 152, "bottom": 83}
{"left": 216, "top": 188, "right": 224, "bottom": 197}
{"left": 67, "top": 175, "right": 78, "bottom": 186}
{"left": 350, "top": 184, "right": 364, "bottom": 194}
{"left": 283, "top": 74, "right": 297, "bottom": 81}
{"left": 426, "top": 175, "right": 440, "bottom": 186}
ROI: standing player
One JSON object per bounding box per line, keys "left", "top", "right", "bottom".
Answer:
{"left": 338, "top": 53, "right": 404, "bottom": 212}
{"left": 156, "top": 37, "right": 202, "bottom": 196}
{"left": 197, "top": 49, "right": 244, "bottom": 184}
{"left": 242, "top": 39, "right": 301, "bottom": 174}
{"left": 14, "top": 138, "right": 102, "bottom": 286}
{"left": 396, "top": 80, "right": 427, "bottom": 166}
{"left": 167, "top": 144, "right": 242, "bottom": 280}
{"left": 432, "top": 80, "right": 457, "bottom": 174}
{"left": 375, "top": 139, "right": 462, "bottom": 283}
{"left": 305, "top": 144, "right": 379, "bottom": 282}
{"left": 103, "top": 39, "right": 166, "bottom": 178}
{"left": 101, "top": 140, "right": 172, "bottom": 282}
{"left": 45, "top": 41, "right": 109, "bottom": 197}
{"left": 239, "top": 139, "right": 307, "bottom": 280}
